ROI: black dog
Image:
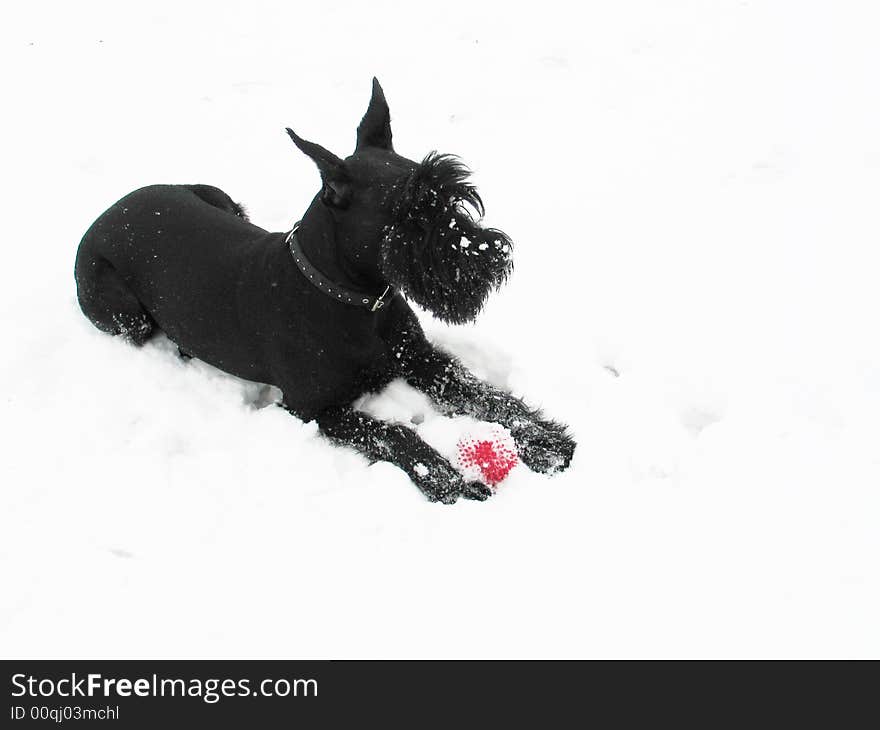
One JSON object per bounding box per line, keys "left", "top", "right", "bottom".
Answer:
{"left": 75, "top": 79, "right": 575, "bottom": 503}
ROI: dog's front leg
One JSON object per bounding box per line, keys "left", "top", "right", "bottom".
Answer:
{"left": 315, "top": 405, "right": 491, "bottom": 503}
{"left": 405, "top": 346, "right": 576, "bottom": 474}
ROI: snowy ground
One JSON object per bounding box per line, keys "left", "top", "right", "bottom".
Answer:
{"left": 2, "top": 1, "right": 879, "bottom": 658}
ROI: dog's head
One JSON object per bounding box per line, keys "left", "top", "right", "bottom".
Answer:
{"left": 287, "top": 78, "right": 512, "bottom": 324}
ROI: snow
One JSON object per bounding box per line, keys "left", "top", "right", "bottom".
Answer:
{"left": 413, "top": 463, "right": 429, "bottom": 478}
{"left": 2, "top": 1, "right": 880, "bottom": 658}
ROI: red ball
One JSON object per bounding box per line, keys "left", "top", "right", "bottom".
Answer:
{"left": 456, "top": 432, "right": 518, "bottom": 487}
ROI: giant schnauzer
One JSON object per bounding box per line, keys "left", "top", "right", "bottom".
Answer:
{"left": 75, "top": 78, "right": 575, "bottom": 503}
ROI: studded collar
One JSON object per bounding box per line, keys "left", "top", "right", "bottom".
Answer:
{"left": 285, "top": 222, "right": 393, "bottom": 312}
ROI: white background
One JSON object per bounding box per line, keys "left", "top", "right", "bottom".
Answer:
{"left": 1, "top": 1, "right": 878, "bottom": 657}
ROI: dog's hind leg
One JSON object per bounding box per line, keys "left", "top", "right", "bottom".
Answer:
{"left": 404, "top": 344, "right": 576, "bottom": 474}
{"left": 75, "top": 252, "right": 156, "bottom": 345}
{"left": 314, "top": 405, "right": 491, "bottom": 503}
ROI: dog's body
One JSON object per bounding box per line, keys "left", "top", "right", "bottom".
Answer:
{"left": 77, "top": 183, "right": 405, "bottom": 418}
{"left": 76, "top": 80, "right": 575, "bottom": 502}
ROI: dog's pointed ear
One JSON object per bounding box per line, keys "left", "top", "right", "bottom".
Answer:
{"left": 286, "top": 128, "right": 351, "bottom": 207}
{"left": 355, "top": 77, "right": 393, "bottom": 152}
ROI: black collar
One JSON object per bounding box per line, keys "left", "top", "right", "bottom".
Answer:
{"left": 285, "top": 223, "right": 393, "bottom": 312}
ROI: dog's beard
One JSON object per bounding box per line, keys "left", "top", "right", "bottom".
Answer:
{"left": 380, "top": 153, "right": 513, "bottom": 325}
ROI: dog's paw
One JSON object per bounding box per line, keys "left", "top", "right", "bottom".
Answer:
{"left": 513, "top": 420, "right": 576, "bottom": 475}
{"left": 460, "top": 480, "right": 492, "bottom": 501}
{"left": 410, "top": 460, "right": 491, "bottom": 504}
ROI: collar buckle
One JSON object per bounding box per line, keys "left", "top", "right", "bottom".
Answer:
{"left": 371, "top": 285, "right": 391, "bottom": 312}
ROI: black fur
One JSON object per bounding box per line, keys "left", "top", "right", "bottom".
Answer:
{"left": 74, "top": 78, "right": 575, "bottom": 503}
{"left": 381, "top": 153, "right": 513, "bottom": 324}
